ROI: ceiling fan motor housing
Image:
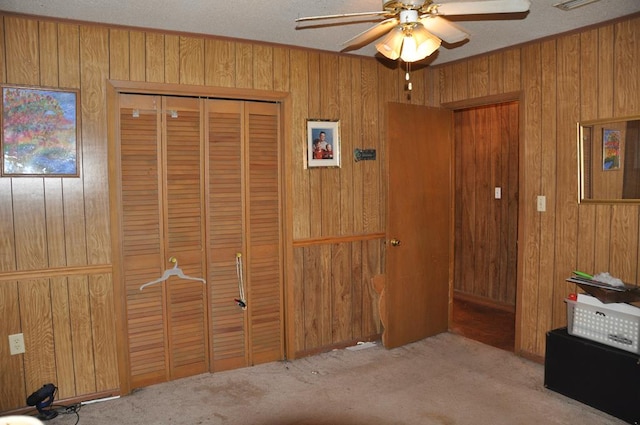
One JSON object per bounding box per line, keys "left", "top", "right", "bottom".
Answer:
{"left": 400, "top": 9, "right": 420, "bottom": 24}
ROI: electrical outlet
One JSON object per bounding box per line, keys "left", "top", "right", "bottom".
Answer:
{"left": 9, "top": 333, "right": 25, "bottom": 355}
{"left": 537, "top": 195, "right": 546, "bottom": 212}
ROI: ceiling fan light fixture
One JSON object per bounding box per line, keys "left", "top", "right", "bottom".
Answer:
{"left": 375, "top": 26, "right": 404, "bottom": 60}
{"left": 399, "top": 26, "right": 441, "bottom": 62}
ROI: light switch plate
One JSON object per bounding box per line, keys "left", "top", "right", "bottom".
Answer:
{"left": 537, "top": 195, "right": 546, "bottom": 212}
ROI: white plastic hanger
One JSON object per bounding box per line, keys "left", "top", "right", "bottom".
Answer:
{"left": 139, "top": 257, "right": 206, "bottom": 291}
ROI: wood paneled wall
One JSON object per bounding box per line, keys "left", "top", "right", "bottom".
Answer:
{"left": 454, "top": 102, "right": 519, "bottom": 306}
{"left": 3, "top": 8, "right": 637, "bottom": 414}
{"left": 0, "top": 12, "right": 436, "bottom": 412}
{"left": 438, "top": 14, "right": 640, "bottom": 358}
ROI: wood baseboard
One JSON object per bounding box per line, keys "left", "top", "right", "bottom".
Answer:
{"left": 453, "top": 290, "right": 516, "bottom": 313}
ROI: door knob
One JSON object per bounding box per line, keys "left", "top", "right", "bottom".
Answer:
{"left": 389, "top": 239, "right": 401, "bottom": 247}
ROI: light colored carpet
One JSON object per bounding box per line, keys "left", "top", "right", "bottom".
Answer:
{"left": 64, "top": 333, "right": 625, "bottom": 424}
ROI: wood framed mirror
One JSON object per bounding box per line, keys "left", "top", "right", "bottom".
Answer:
{"left": 579, "top": 116, "right": 640, "bottom": 203}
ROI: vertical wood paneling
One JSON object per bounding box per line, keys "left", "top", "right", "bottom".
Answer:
{"left": 272, "top": 46, "right": 290, "bottom": 92}
{"left": 454, "top": 103, "right": 519, "bottom": 305}
{"left": 468, "top": 56, "right": 489, "bottom": 98}
{"left": 320, "top": 53, "right": 341, "bottom": 236}
{"left": 4, "top": 17, "right": 39, "bottom": 85}
{"left": 610, "top": 205, "right": 639, "bottom": 282}
{"left": 598, "top": 25, "right": 615, "bottom": 117}
{"left": 303, "top": 245, "right": 322, "bottom": 349}
{"left": 351, "top": 59, "right": 364, "bottom": 234}
{"left": 164, "top": 35, "right": 180, "bottom": 84}
{"left": 488, "top": 53, "right": 503, "bottom": 95}
{"left": 293, "top": 247, "right": 305, "bottom": 353}
{"left": 235, "top": 42, "right": 253, "bottom": 89}
{"left": 50, "top": 277, "right": 75, "bottom": 399}
{"left": 179, "top": 36, "right": 204, "bottom": 86}
{"left": 109, "top": 29, "right": 130, "bottom": 80}
{"left": 576, "top": 30, "right": 599, "bottom": 278}
{"left": 204, "top": 39, "right": 235, "bottom": 87}
{"left": 339, "top": 56, "right": 354, "bottom": 235}
{"left": 0, "top": 179, "right": 16, "bottom": 271}
{"left": 0, "top": 17, "right": 6, "bottom": 83}
{"left": 331, "top": 243, "right": 352, "bottom": 343}
{"left": 289, "top": 50, "right": 310, "bottom": 239}
{"left": 253, "top": 44, "right": 273, "bottom": 90}
{"left": 537, "top": 39, "right": 557, "bottom": 350}
{"left": 551, "top": 34, "right": 580, "bottom": 330}
{"left": 68, "top": 276, "right": 97, "bottom": 394}
{"left": 614, "top": 19, "right": 639, "bottom": 115}
{"left": 502, "top": 49, "right": 521, "bottom": 94}
{"left": 44, "top": 180, "right": 66, "bottom": 267}
{"left": 451, "top": 62, "right": 468, "bottom": 102}
{"left": 39, "top": 21, "right": 59, "bottom": 86}
{"left": 81, "top": 26, "right": 111, "bottom": 265}
{"left": 89, "top": 273, "right": 118, "bottom": 390}
{"left": 58, "top": 24, "right": 80, "bottom": 88}
{"left": 145, "top": 33, "right": 165, "bottom": 83}
{"left": 350, "top": 241, "right": 364, "bottom": 337}
{"left": 361, "top": 62, "right": 381, "bottom": 233}
{"left": 519, "top": 43, "right": 542, "bottom": 355}
{"left": 20, "top": 280, "right": 57, "bottom": 394}
{"left": 129, "top": 31, "right": 146, "bottom": 82}
{"left": 0, "top": 282, "right": 24, "bottom": 408}
{"left": 307, "top": 52, "right": 322, "bottom": 238}
{"left": 13, "top": 180, "right": 48, "bottom": 269}
{"left": 444, "top": 16, "right": 640, "bottom": 359}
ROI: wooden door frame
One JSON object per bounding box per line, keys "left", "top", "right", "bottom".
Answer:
{"left": 442, "top": 92, "right": 524, "bottom": 355}
{"left": 106, "top": 80, "right": 293, "bottom": 394}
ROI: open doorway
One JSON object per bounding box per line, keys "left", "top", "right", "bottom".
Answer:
{"left": 450, "top": 101, "right": 519, "bottom": 352}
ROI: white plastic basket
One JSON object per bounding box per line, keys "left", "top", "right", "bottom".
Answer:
{"left": 566, "top": 294, "right": 640, "bottom": 354}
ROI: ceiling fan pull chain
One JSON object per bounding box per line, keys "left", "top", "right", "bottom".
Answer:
{"left": 405, "top": 62, "right": 412, "bottom": 91}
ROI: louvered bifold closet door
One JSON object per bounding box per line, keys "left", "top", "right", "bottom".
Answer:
{"left": 163, "top": 97, "right": 209, "bottom": 380}
{"left": 206, "top": 100, "right": 246, "bottom": 371}
{"left": 119, "top": 94, "right": 167, "bottom": 388}
{"left": 206, "top": 100, "right": 283, "bottom": 371}
{"left": 246, "top": 102, "right": 283, "bottom": 364}
{"left": 118, "top": 95, "right": 208, "bottom": 388}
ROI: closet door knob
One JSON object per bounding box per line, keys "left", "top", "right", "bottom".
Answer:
{"left": 389, "top": 239, "right": 401, "bottom": 247}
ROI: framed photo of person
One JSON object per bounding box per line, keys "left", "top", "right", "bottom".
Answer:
{"left": 307, "top": 119, "right": 340, "bottom": 168}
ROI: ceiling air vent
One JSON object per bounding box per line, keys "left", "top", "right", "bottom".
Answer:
{"left": 553, "top": 0, "right": 601, "bottom": 11}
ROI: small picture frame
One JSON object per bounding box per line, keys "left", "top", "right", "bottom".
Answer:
{"left": 2, "top": 84, "right": 80, "bottom": 177}
{"left": 307, "top": 119, "right": 340, "bottom": 168}
{"left": 602, "top": 128, "right": 621, "bottom": 171}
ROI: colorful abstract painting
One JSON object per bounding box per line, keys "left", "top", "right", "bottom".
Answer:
{"left": 602, "top": 128, "right": 621, "bottom": 171}
{"left": 2, "top": 86, "right": 79, "bottom": 176}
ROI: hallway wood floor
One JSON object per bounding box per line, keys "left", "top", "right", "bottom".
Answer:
{"left": 450, "top": 296, "right": 516, "bottom": 352}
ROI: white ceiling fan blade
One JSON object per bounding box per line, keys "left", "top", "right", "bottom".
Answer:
{"left": 437, "top": 0, "right": 531, "bottom": 15}
{"left": 296, "top": 10, "right": 388, "bottom": 23}
{"left": 341, "top": 18, "right": 400, "bottom": 51}
{"left": 419, "top": 16, "right": 469, "bottom": 44}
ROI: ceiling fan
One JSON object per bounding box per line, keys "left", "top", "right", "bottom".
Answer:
{"left": 295, "top": 0, "right": 531, "bottom": 63}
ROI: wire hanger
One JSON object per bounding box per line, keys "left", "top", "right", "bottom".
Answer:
{"left": 139, "top": 257, "right": 206, "bottom": 291}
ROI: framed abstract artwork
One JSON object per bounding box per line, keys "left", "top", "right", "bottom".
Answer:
{"left": 2, "top": 85, "right": 80, "bottom": 176}
{"left": 602, "top": 128, "right": 621, "bottom": 171}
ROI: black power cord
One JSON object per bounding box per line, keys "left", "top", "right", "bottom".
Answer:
{"left": 52, "top": 403, "right": 81, "bottom": 425}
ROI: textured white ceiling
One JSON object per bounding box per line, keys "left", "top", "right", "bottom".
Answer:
{"left": 1, "top": 0, "right": 639, "bottom": 65}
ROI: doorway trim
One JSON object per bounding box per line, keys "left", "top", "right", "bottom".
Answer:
{"left": 442, "top": 91, "right": 524, "bottom": 355}
{"left": 106, "top": 80, "right": 293, "bottom": 394}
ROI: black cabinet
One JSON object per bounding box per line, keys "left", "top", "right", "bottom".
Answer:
{"left": 545, "top": 328, "right": 640, "bottom": 424}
